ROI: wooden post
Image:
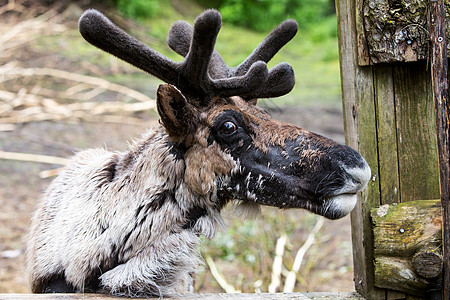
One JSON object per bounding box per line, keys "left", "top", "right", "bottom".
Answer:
{"left": 335, "top": 0, "right": 383, "bottom": 297}
{"left": 428, "top": 0, "right": 450, "bottom": 297}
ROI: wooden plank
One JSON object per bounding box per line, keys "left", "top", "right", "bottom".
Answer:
{"left": 355, "top": 0, "right": 370, "bottom": 66}
{"left": 0, "top": 293, "right": 364, "bottom": 300}
{"left": 371, "top": 200, "right": 443, "bottom": 296}
{"left": 351, "top": 66, "right": 384, "bottom": 300}
{"left": 429, "top": 0, "right": 450, "bottom": 297}
{"left": 338, "top": 0, "right": 442, "bottom": 298}
{"left": 373, "top": 65, "right": 400, "bottom": 205}
{"left": 390, "top": 61, "right": 441, "bottom": 298}
{"left": 336, "top": 0, "right": 384, "bottom": 298}
{"left": 393, "top": 62, "right": 440, "bottom": 202}
{"left": 373, "top": 65, "right": 407, "bottom": 300}
{"left": 372, "top": 200, "right": 442, "bottom": 257}
{"left": 374, "top": 256, "right": 437, "bottom": 296}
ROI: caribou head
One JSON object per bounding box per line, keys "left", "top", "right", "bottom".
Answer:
{"left": 79, "top": 9, "right": 370, "bottom": 220}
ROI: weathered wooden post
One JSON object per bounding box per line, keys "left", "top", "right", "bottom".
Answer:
{"left": 335, "top": 0, "right": 447, "bottom": 298}
{"left": 429, "top": 0, "right": 450, "bottom": 298}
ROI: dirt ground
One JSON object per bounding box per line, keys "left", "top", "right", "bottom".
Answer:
{"left": 0, "top": 1, "right": 355, "bottom": 294}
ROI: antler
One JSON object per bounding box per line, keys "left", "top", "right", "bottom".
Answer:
{"left": 167, "top": 18, "right": 298, "bottom": 100}
{"left": 78, "top": 9, "right": 296, "bottom": 104}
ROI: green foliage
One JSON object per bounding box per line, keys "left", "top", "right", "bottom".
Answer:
{"left": 308, "top": 15, "right": 338, "bottom": 42}
{"left": 115, "top": 0, "right": 160, "bottom": 19}
{"left": 211, "top": 0, "right": 335, "bottom": 32}
{"left": 114, "top": 0, "right": 335, "bottom": 33}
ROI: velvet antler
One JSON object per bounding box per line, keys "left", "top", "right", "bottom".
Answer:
{"left": 79, "top": 9, "right": 296, "bottom": 104}
{"left": 167, "top": 18, "right": 298, "bottom": 100}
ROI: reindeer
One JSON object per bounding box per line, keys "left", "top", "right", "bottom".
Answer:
{"left": 26, "top": 9, "right": 371, "bottom": 297}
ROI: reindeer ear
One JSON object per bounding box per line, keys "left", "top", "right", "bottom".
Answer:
{"left": 157, "top": 84, "right": 198, "bottom": 139}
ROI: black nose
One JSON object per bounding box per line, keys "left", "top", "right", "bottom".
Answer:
{"left": 326, "top": 144, "right": 371, "bottom": 195}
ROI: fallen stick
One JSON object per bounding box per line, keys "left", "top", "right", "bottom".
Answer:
{"left": 0, "top": 150, "right": 69, "bottom": 165}
{"left": 205, "top": 255, "right": 239, "bottom": 293}
{"left": 0, "top": 66, "right": 155, "bottom": 103}
{"left": 268, "top": 234, "right": 288, "bottom": 293}
{"left": 283, "top": 217, "right": 324, "bottom": 292}
{"left": 0, "top": 88, "right": 155, "bottom": 124}
{"left": 39, "top": 167, "right": 65, "bottom": 179}
{"left": 0, "top": 124, "right": 15, "bottom": 131}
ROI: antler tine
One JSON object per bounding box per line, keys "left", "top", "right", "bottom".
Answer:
{"left": 168, "top": 20, "right": 230, "bottom": 78}
{"left": 180, "top": 9, "right": 269, "bottom": 101}
{"left": 167, "top": 21, "right": 191, "bottom": 56}
{"left": 212, "top": 61, "right": 268, "bottom": 97}
{"left": 182, "top": 10, "right": 222, "bottom": 87}
{"left": 167, "top": 16, "right": 297, "bottom": 100}
{"left": 79, "top": 9, "right": 273, "bottom": 104}
{"left": 242, "top": 62, "right": 295, "bottom": 99}
{"left": 225, "top": 19, "right": 297, "bottom": 99}
{"left": 233, "top": 19, "right": 298, "bottom": 76}
{"left": 79, "top": 9, "right": 179, "bottom": 86}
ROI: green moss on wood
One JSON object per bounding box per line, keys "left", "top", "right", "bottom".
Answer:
{"left": 371, "top": 199, "right": 442, "bottom": 256}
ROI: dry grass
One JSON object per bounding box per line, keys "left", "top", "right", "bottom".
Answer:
{"left": 0, "top": 1, "right": 155, "bottom": 128}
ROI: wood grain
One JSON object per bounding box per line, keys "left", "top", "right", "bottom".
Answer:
{"left": 371, "top": 200, "right": 442, "bottom": 296}
{"left": 336, "top": 0, "right": 384, "bottom": 297}
{"left": 0, "top": 293, "right": 364, "bottom": 300}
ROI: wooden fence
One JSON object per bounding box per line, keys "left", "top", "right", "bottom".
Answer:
{"left": 336, "top": 0, "right": 449, "bottom": 298}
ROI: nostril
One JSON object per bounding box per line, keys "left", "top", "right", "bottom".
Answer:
{"left": 345, "top": 161, "right": 371, "bottom": 190}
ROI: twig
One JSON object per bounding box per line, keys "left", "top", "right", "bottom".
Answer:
{"left": 0, "top": 6, "right": 64, "bottom": 58}
{"left": 205, "top": 255, "right": 239, "bottom": 293}
{"left": 283, "top": 217, "right": 324, "bottom": 292}
{"left": 268, "top": 234, "right": 288, "bottom": 293}
{"left": 0, "top": 65, "right": 155, "bottom": 103}
{"left": 75, "top": 114, "right": 148, "bottom": 126}
{"left": 0, "top": 150, "right": 70, "bottom": 165}
{"left": 39, "top": 167, "right": 65, "bottom": 179}
{"left": 0, "top": 124, "right": 15, "bottom": 131}
{"left": 0, "top": 88, "right": 155, "bottom": 124}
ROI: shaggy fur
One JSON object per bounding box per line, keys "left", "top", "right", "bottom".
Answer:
{"left": 27, "top": 126, "right": 228, "bottom": 296}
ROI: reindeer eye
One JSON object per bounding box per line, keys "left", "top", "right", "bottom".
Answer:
{"left": 218, "top": 121, "right": 237, "bottom": 135}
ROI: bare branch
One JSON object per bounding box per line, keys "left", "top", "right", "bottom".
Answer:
{"left": 0, "top": 65, "right": 155, "bottom": 103}
{"left": 268, "top": 234, "right": 288, "bottom": 293}
{"left": 205, "top": 255, "right": 239, "bottom": 293}
{"left": 0, "top": 150, "right": 70, "bottom": 165}
{"left": 283, "top": 217, "right": 324, "bottom": 292}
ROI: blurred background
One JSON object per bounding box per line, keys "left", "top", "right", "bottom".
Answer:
{"left": 0, "top": 0, "right": 354, "bottom": 294}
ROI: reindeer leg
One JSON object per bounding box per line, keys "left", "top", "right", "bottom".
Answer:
{"left": 99, "top": 232, "right": 200, "bottom": 297}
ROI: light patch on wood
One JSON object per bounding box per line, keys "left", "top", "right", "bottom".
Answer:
{"left": 376, "top": 204, "right": 389, "bottom": 217}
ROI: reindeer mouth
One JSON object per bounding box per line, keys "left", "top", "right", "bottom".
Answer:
{"left": 316, "top": 164, "right": 370, "bottom": 219}
{"left": 295, "top": 192, "right": 358, "bottom": 220}
{"left": 321, "top": 193, "right": 358, "bottom": 219}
